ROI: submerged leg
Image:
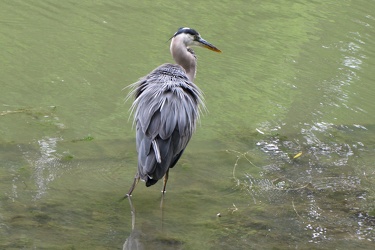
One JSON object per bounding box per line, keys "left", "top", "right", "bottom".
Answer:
{"left": 125, "top": 173, "right": 140, "bottom": 198}
{"left": 162, "top": 169, "right": 169, "bottom": 194}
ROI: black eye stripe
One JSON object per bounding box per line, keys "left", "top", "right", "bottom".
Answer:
{"left": 173, "top": 27, "right": 199, "bottom": 37}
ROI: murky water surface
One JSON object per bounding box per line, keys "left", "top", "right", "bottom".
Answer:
{"left": 1, "top": 0, "right": 375, "bottom": 249}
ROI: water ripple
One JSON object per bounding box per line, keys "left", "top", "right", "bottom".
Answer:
{"left": 21, "top": 137, "right": 63, "bottom": 200}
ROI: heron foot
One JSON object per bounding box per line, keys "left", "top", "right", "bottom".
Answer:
{"left": 118, "top": 193, "right": 132, "bottom": 202}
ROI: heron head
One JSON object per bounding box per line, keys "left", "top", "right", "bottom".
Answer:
{"left": 171, "top": 27, "right": 221, "bottom": 53}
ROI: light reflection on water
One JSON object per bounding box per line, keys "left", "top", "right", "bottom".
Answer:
{"left": 28, "top": 137, "right": 62, "bottom": 200}
{"left": 229, "top": 95, "right": 375, "bottom": 245}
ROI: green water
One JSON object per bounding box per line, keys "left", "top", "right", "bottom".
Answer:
{"left": 1, "top": 0, "right": 375, "bottom": 249}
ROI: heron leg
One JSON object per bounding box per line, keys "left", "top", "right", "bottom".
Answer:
{"left": 162, "top": 169, "right": 169, "bottom": 194}
{"left": 160, "top": 170, "right": 170, "bottom": 210}
{"left": 125, "top": 173, "right": 140, "bottom": 198}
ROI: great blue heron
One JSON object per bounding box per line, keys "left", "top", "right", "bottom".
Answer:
{"left": 125, "top": 27, "right": 221, "bottom": 197}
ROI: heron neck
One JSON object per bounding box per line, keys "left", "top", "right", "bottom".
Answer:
{"left": 170, "top": 37, "right": 196, "bottom": 82}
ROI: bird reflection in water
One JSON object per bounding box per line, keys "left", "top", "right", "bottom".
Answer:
{"left": 123, "top": 197, "right": 144, "bottom": 250}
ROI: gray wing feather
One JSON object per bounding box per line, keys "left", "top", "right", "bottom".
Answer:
{"left": 127, "top": 63, "right": 204, "bottom": 185}
{"left": 151, "top": 140, "right": 161, "bottom": 163}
